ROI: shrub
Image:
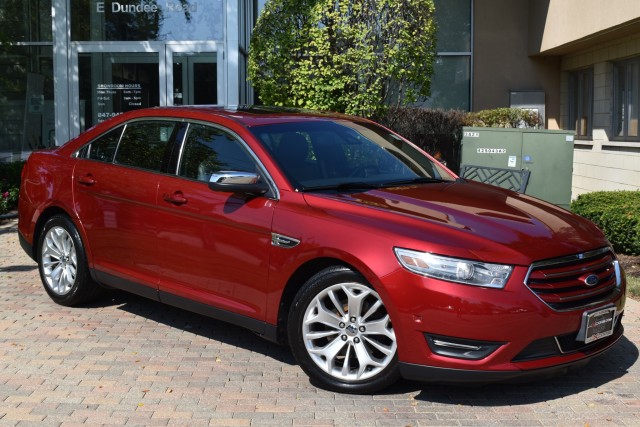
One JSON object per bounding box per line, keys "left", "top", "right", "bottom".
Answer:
{"left": 0, "top": 161, "right": 24, "bottom": 215}
{"left": 570, "top": 191, "right": 640, "bottom": 255}
{"left": 376, "top": 107, "right": 469, "bottom": 173}
{"left": 248, "top": 0, "right": 437, "bottom": 117}
{"left": 467, "top": 107, "right": 543, "bottom": 128}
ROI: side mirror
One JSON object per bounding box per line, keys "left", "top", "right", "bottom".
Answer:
{"left": 208, "top": 171, "right": 269, "bottom": 196}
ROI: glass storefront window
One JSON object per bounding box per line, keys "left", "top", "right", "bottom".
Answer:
{"left": 0, "top": 0, "right": 52, "bottom": 43}
{"left": 0, "top": 45, "right": 54, "bottom": 159}
{"left": 71, "top": 0, "right": 224, "bottom": 41}
{"left": 79, "top": 52, "right": 160, "bottom": 130}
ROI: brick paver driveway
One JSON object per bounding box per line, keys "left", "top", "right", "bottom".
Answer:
{"left": 1, "top": 218, "right": 639, "bottom": 426}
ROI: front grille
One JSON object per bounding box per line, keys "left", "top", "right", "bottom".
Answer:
{"left": 525, "top": 247, "right": 622, "bottom": 311}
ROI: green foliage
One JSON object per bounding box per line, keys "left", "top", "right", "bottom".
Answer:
{"left": 571, "top": 191, "right": 640, "bottom": 255}
{"left": 0, "top": 161, "right": 24, "bottom": 215}
{"left": 467, "top": 108, "right": 543, "bottom": 128}
{"left": 248, "top": 0, "right": 437, "bottom": 117}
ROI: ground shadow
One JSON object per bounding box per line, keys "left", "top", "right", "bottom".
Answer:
{"left": 84, "top": 290, "right": 296, "bottom": 366}
{"left": 0, "top": 264, "right": 38, "bottom": 273}
{"left": 84, "top": 290, "right": 638, "bottom": 402}
{"left": 0, "top": 223, "right": 18, "bottom": 235}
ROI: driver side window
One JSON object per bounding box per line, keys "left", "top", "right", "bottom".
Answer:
{"left": 179, "top": 124, "right": 256, "bottom": 182}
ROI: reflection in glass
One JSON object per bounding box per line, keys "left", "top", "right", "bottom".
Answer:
{"left": 423, "top": 56, "right": 471, "bottom": 111}
{"left": 434, "top": 0, "right": 471, "bottom": 52}
{"left": 0, "top": 0, "right": 52, "bottom": 43}
{"left": 0, "top": 45, "right": 54, "bottom": 158}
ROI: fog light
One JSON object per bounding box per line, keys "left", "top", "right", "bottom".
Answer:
{"left": 425, "top": 334, "right": 504, "bottom": 360}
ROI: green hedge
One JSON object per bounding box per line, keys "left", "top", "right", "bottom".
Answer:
{"left": 375, "top": 107, "right": 542, "bottom": 174}
{"left": 570, "top": 191, "right": 640, "bottom": 255}
{"left": 376, "top": 107, "right": 468, "bottom": 173}
{"left": 467, "top": 107, "right": 543, "bottom": 128}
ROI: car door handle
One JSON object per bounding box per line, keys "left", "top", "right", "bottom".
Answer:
{"left": 78, "top": 174, "right": 97, "bottom": 186}
{"left": 162, "top": 191, "right": 188, "bottom": 205}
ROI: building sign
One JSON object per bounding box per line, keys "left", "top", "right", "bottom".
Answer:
{"left": 72, "top": 0, "right": 223, "bottom": 42}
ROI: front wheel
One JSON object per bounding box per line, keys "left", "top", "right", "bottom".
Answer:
{"left": 38, "top": 214, "right": 102, "bottom": 306}
{"left": 288, "top": 266, "right": 399, "bottom": 393}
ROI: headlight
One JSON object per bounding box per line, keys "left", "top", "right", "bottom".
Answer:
{"left": 394, "top": 248, "right": 513, "bottom": 289}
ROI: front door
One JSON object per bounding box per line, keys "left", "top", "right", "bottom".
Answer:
{"left": 155, "top": 122, "right": 276, "bottom": 324}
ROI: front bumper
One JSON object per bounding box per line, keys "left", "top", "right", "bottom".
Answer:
{"left": 379, "top": 255, "right": 626, "bottom": 379}
{"left": 398, "top": 323, "right": 624, "bottom": 384}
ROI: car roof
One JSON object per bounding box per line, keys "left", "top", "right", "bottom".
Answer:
{"left": 120, "top": 105, "right": 370, "bottom": 128}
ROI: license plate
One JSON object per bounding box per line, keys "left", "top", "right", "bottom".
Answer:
{"left": 579, "top": 306, "right": 616, "bottom": 344}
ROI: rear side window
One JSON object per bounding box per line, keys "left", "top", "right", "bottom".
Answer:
{"left": 114, "top": 121, "right": 176, "bottom": 172}
{"left": 179, "top": 124, "right": 256, "bottom": 181}
{"left": 77, "top": 126, "right": 123, "bottom": 162}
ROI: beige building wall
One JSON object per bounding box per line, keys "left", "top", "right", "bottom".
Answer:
{"left": 560, "top": 33, "right": 640, "bottom": 197}
{"left": 481, "top": 0, "right": 640, "bottom": 197}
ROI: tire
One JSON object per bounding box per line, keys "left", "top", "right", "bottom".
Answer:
{"left": 37, "top": 214, "right": 102, "bottom": 306}
{"left": 288, "top": 266, "right": 399, "bottom": 393}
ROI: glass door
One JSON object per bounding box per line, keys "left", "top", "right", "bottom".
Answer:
{"left": 172, "top": 53, "right": 217, "bottom": 105}
{"left": 71, "top": 42, "right": 166, "bottom": 136}
{"left": 165, "top": 42, "right": 222, "bottom": 107}
{"left": 78, "top": 52, "right": 160, "bottom": 131}
{"left": 70, "top": 42, "right": 222, "bottom": 137}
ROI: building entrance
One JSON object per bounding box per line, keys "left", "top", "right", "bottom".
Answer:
{"left": 71, "top": 43, "right": 221, "bottom": 135}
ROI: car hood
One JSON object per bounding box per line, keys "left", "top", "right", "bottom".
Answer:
{"left": 303, "top": 180, "right": 609, "bottom": 265}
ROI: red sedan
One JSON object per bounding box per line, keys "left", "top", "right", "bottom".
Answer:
{"left": 18, "top": 106, "right": 626, "bottom": 393}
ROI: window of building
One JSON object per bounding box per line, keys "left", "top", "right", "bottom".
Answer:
{"left": 613, "top": 58, "right": 640, "bottom": 140}
{"left": 568, "top": 68, "right": 593, "bottom": 138}
{"left": 70, "top": 0, "right": 224, "bottom": 42}
{"left": 0, "top": 0, "right": 54, "bottom": 160}
{"left": 0, "top": 0, "right": 52, "bottom": 42}
{"left": 425, "top": 0, "right": 472, "bottom": 111}
{"left": 426, "top": 56, "right": 471, "bottom": 111}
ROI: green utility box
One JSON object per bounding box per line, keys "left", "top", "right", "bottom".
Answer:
{"left": 460, "top": 127, "right": 575, "bottom": 208}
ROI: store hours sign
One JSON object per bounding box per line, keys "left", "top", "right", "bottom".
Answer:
{"left": 95, "top": 83, "right": 146, "bottom": 123}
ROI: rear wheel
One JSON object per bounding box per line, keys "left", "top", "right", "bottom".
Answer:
{"left": 38, "top": 215, "right": 102, "bottom": 306}
{"left": 288, "top": 266, "right": 399, "bottom": 393}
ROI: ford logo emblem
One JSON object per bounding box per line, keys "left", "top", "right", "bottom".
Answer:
{"left": 584, "top": 274, "right": 599, "bottom": 287}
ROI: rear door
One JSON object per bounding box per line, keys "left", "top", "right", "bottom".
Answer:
{"left": 73, "top": 120, "right": 179, "bottom": 297}
{"left": 155, "top": 122, "right": 276, "bottom": 322}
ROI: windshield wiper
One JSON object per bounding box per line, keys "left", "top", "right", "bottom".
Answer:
{"left": 381, "top": 177, "right": 445, "bottom": 186}
{"left": 303, "top": 182, "right": 382, "bottom": 192}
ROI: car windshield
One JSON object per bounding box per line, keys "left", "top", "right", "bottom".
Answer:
{"left": 249, "top": 120, "right": 455, "bottom": 191}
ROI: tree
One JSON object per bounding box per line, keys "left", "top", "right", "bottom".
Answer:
{"left": 248, "top": 0, "right": 437, "bottom": 118}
